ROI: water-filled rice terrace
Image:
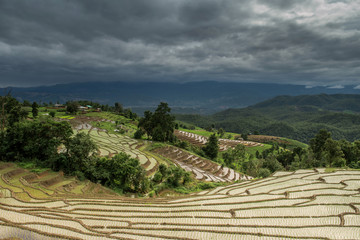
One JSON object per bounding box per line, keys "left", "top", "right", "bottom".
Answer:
{"left": 1, "top": 162, "right": 360, "bottom": 240}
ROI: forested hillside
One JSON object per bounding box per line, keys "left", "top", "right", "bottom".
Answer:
{"left": 253, "top": 94, "right": 360, "bottom": 112}
{"left": 176, "top": 94, "right": 360, "bottom": 143}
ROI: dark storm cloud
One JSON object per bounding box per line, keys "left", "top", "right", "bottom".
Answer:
{"left": 0, "top": 0, "right": 359, "bottom": 87}
{"left": 257, "top": 0, "right": 310, "bottom": 10}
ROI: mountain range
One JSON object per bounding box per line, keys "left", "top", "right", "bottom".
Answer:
{"left": 176, "top": 94, "right": 360, "bottom": 143}
{"left": 2, "top": 81, "right": 360, "bottom": 114}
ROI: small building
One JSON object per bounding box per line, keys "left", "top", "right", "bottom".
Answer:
{"left": 78, "top": 106, "right": 87, "bottom": 111}
{"left": 54, "top": 104, "right": 65, "bottom": 109}
{"left": 47, "top": 103, "right": 65, "bottom": 110}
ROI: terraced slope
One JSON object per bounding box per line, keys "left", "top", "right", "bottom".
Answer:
{"left": 153, "top": 146, "right": 251, "bottom": 182}
{"left": 0, "top": 163, "right": 117, "bottom": 202}
{"left": 78, "top": 129, "right": 159, "bottom": 175}
{"left": 175, "top": 130, "right": 263, "bottom": 151}
{"left": 1, "top": 162, "right": 360, "bottom": 240}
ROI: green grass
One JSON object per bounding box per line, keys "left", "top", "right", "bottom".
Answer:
{"left": 279, "top": 137, "right": 308, "bottom": 149}
{"left": 91, "top": 121, "right": 116, "bottom": 133}
{"left": 16, "top": 162, "right": 49, "bottom": 173}
{"left": 325, "top": 168, "right": 337, "bottom": 173}
{"left": 86, "top": 111, "right": 133, "bottom": 123}
{"left": 53, "top": 111, "right": 67, "bottom": 117}
{"left": 145, "top": 142, "right": 167, "bottom": 151}
{"left": 180, "top": 128, "right": 214, "bottom": 137}
{"left": 245, "top": 144, "right": 273, "bottom": 156}
{"left": 87, "top": 112, "right": 138, "bottom": 131}
{"left": 59, "top": 115, "right": 75, "bottom": 119}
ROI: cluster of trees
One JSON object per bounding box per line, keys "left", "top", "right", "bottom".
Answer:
{"left": 1, "top": 94, "right": 29, "bottom": 129}
{"left": 218, "top": 129, "right": 360, "bottom": 178}
{"left": 0, "top": 118, "right": 150, "bottom": 193}
{"left": 138, "top": 102, "right": 176, "bottom": 142}
{"left": 150, "top": 163, "right": 192, "bottom": 195}
{"left": 64, "top": 100, "right": 138, "bottom": 120}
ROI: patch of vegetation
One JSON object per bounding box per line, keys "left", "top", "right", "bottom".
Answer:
{"left": 59, "top": 115, "right": 75, "bottom": 119}
{"left": 279, "top": 137, "right": 308, "bottom": 149}
{"left": 245, "top": 144, "right": 273, "bottom": 156}
{"left": 16, "top": 162, "right": 49, "bottom": 173}
{"left": 172, "top": 181, "right": 227, "bottom": 194}
{"left": 147, "top": 142, "right": 167, "bottom": 151}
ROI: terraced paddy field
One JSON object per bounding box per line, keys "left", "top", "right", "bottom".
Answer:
{"left": 76, "top": 127, "right": 249, "bottom": 182}
{"left": 175, "top": 130, "right": 263, "bottom": 151}
{"left": 1, "top": 162, "right": 360, "bottom": 240}
{"left": 153, "top": 146, "right": 251, "bottom": 182}
{"left": 77, "top": 129, "right": 159, "bottom": 175}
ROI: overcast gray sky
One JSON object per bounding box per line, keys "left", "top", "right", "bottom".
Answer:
{"left": 1, "top": 0, "right": 360, "bottom": 87}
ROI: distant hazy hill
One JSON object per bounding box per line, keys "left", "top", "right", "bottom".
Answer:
{"left": 176, "top": 94, "right": 360, "bottom": 143}
{"left": 2, "top": 81, "right": 360, "bottom": 114}
{"left": 253, "top": 94, "right": 360, "bottom": 113}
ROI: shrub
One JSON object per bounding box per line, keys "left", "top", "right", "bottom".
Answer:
{"left": 258, "top": 168, "right": 271, "bottom": 178}
{"left": 134, "top": 129, "right": 145, "bottom": 139}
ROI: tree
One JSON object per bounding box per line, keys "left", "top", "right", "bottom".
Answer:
{"left": 217, "top": 128, "right": 225, "bottom": 138}
{"left": 163, "top": 165, "right": 191, "bottom": 188}
{"left": 138, "top": 102, "right": 176, "bottom": 142}
{"left": 348, "top": 141, "right": 360, "bottom": 168}
{"left": 1, "top": 119, "right": 72, "bottom": 164}
{"left": 276, "top": 150, "right": 295, "bottom": 169}
{"left": 241, "top": 133, "right": 248, "bottom": 141}
{"left": 323, "top": 138, "right": 345, "bottom": 167}
{"left": 166, "top": 166, "right": 184, "bottom": 187}
{"left": 243, "top": 158, "right": 264, "bottom": 177}
{"left": 203, "top": 134, "right": 219, "bottom": 160}
{"left": 309, "top": 129, "right": 331, "bottom": 161}
{"left": 49, "top": 111, "right": 56, "bottom": 118}
{"left": 93, "top": 153, "right": 149, "bottom": 193}
{"left": 151, "top": 102, "right": 176, "bottom": 141}
{"left": 0, "top": 94, "right": 24, "bottom": 128}
{"left": 31, "top": 102, "right": 39, "bottom": 118}
{"left": 258, "top": 168, "right": 271, "bottom": 178}
{"left": 114, "top": 102, "right": 123, "bottom": 114}
{"left": 22, "top": 100, "right": 31, "bottom": 107}
{"left": 134, "top": 129, "right": 144, "bottom": 139}
{"left": 66, "top": 101, "right": 79, "bottom": 114}
{"left": 123, "top": 108, "right": 137, "bottom": 120}
{"left": 158, "top": 164, "right": 168, "bottom": 177}
{"left": 63, "top": 132, "right": 98, "bottom": 174}
{"left": 264, "top": 155, "right": 284, "bottom": 172}
{"left": 223, "top": 144, "right": 246, "bottom": 168}
{"left": 152, "top": 171, "right": 163, "bottom": 183}
{"left": 138, "top": 111, "right": 153, "bottom": 137}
